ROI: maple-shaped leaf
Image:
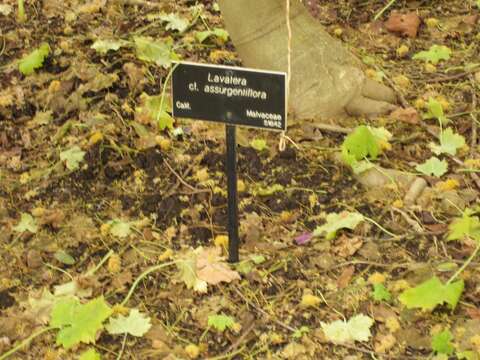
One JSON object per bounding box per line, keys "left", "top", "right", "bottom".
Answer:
{"left": 13, "top": 213, "right": 38, "bottom": 233}
{"left": 91, "top": 39, "right": 129, "bottom": 54}
{"left": 19, "top": 43, "right": 50, "bottom": 75}
{"left": 429, "top": 128, "right": 466, "bottom": 156}
{"left": 372, "top": 284, "right": 392, "bottom": 302}
{"left": 341, "top": 126, "right": 380, "bottom": 170}
{"left": 447, "top": 210, "right": 480, "bottom": 242}
{"left": 107, "top": 219, "right": 132, "bottom": 238}
{"left": 60, "top": 146, "right": 86, "bottom": 171}
{"left": 176, "top": 251, "right": 208, "bottom": 293}
{"left": 50, "top": 296, "right": 112, "bottom": 349}
{"left": 207, "top": 314, "right": 235, "bottom": 332}
{"left": 398, "top": 276, "right": 464, "bottom": 311}
{"left": 195, "top": 28, "right": 229, "bottom": 43}
{"left": 321, "top": 314, "right": 374, "bottom": 344}
{"left": 196, "top": 247, "right": 241, "bottom": 286}
{"left": 21, "top": 288, "right": 57, "bottom": 324}
{"left": 250, "top": 138, "right": 267, "bottom": 152}
{"left": 424, "top": 97, "right": 449, "bottom": 125}
{"left": 106, "top": 309, "right": 152, "bottom": 337}
{"left": 313, "top": 211, "right": 365, "bottom": 240}
{"left": 135, "top": 93, "right": 174, "bottom": 131}
{"left": 413, "top": 45, "right": 452, "bottom": 64}
{"left": 431, "top": 330, "right": 455, "bottom": 355}
{"left": 79, "top": 348, "right": 101, "bottom": 360}
{"left": 133, "top": 36, "right": 179, "bottom": 68}
{"left": 159, "top": 12, "right": 189, "bottom": 33}
{"left": 415, "top": 157, "right": 448, "bottom": 177}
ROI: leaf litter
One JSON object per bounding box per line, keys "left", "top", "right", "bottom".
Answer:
{"left": 1, "top": 0, "right": 480, "bottom": 359}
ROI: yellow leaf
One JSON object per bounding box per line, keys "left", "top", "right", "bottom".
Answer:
{"left": 185, "top": 344, "right": 200, "bottom": 359}
{"left": 300, "top": 293, "right": 321, "bottom": 308}
{"left": 368, "top": 272, "right": 386, "bottom": 285}
{"left": 89, "top": 131, "right": 104, "bottom": 146}
{"left": 396, "top": 45, "right": 409, "bottom": 58}
{"left": 159, "top": 248, "right": 173, "bottom": 261}
{"left": 107, "top": 254, "right": 122, "bottom": 274}
{"left": 214, "top": 235, "right": 228, "bottom": 248}
{"left": 435, "top": 179, "right": 459, "bottom": 191}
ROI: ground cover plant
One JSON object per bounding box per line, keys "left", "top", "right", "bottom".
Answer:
{"left": 1, "top": 0, "right": 480, "bottom": 359}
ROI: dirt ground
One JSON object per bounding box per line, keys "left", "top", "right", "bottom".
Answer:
{"left": 1, "top": 0, "right": 480, "bottom": 359}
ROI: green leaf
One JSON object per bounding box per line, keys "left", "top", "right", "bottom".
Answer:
{"left": 195, "top": 28, "right": 229, "bottom": 43}
{"left": 398, "top": 276, "right": 464, "bottom": 311}
{"left": 431, "top": 330, "right": 455, "bottom": 355}
{"left": 292, "top": 326, "right": 310, "bottom": 339}
{"left": 176, "top": 252, "right": 207, "bottom": 293}
{"left": 108, "top": 219, "right": 132, "bottom": 238}
{"left": 159, "top": 13, "right": 189, "bottom": 33}
{"left": 136, "top": 93, "right": 174, "bottom": 131}
{"left": 79, "top": 348, "right": 101, "bottom": 360}
{"left": 106, "top": 309, "right": 152, "bottom": 337}
{"left": 207, "top": 314, "right": 235, "bottom": 332}
{"left": 13, "top": 213, "right": 38, "bottom": 233}
{"left": 254, "top": 184, "right": 284, "bottom": 196}
{"left": 50, "top": 296, "right": 112, "bottom": 349}
{"left": 91, "top": 39, "right": 129, "bottom": 54}
{"left": 372, "top": 284, "right": 392, "bottom": 302}
{"left": 250, "top": 138, "right": 267, "bottom": 151}
{"left": 429, "top": 128, "right": 466, "bottom": 156}
{"left": 341, "top": 126, "right": 380, "bottom": 169}
{"left": 133, "top": 36, "right": 179, "bottom": 68}
{"left": 321, "top": 314, "right": 374, "bottom": 344}
{"left": 60, "top": 146, "right": 86, "bottom": 171}
{"left": 54, "top": 250, "right": 76, "bottom": 265}
{"left": 424, "top": 97, "right": 449, "bottom": 125}
{"left": 457, "top": 350, "right": 479, "bottom": 360}
{"left": 415, "top": 157, "right": 448, "bottom": 177}
{"left": 413, "top": 45, "right": 452, "bottom": 65}
{"left": 313, "top": 211, "right": 365, "bottom": 240}
{"left": 19, "top": 43, "right": 50, "bottom": 75}
{"left": 447, "top": 210, "right": 480, "bottom": 242}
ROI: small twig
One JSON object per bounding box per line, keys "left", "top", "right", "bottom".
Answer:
{"left": 374, "top": 0, "right": 397, "bottom": 20}
{"left": 116, "top": 334, "right": 128, "bottom": 360}
{"left": 425, "top": 72, "right": 471, "bottom": 83}
{"left": 312, "top": 123, "right": 352, "bottom": 134}
{"left": 164, "top": 159, "right": 200, "bottom": 192}
{"left": 469, "top": 74, "right": 478, "bottom": 153}
{"left": 223, "top": 321, "right": 255, "bottom": 355}
{"left": 447, "top": 242, "right": 480, "bottom": 284}
{"left": 121, "top": 261, "right": 176, "bottom": 306}
{"left": 391, "top": 208, "right": 424, "bottom": 233}
{"left": 0, "top": 327, "right": 55, "bottom": 360}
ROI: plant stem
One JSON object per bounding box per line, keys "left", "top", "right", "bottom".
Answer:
{"left": 116, "top": 334, "right": 128, "bottom": 360}
{"left": 0, "top": 327, "right": 55, "bottom": 360}
{"left": 87, "top": 249, "right": 114, "bottom": 276}
{"left": 17, "top": 0, "right": 26, "bottom": 23}
{"left": 374, "top": 0, "right": 397, "bottom": 21}
{"left": 447, "top": 242, "right": 480, "bottom": 284}
{"left": 120, "top": 261, "right": 176, "bottom": 306}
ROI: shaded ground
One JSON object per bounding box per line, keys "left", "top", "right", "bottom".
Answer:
{"left": 1, "top": 0, "right": 480, "bottom": 359}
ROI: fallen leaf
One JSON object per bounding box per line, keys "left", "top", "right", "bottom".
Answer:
{"left": 385, "top": 12, "right": 421, "bottom": 38}
{"left": 196, "top": 247, "right": 241, "bottom": 285}
{"left": 390, "top": 107, "right": 420, "bottom": 124}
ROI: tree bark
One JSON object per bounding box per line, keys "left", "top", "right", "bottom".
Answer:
{"left": 218, "top": 0, "right": 397, "bottom": 120}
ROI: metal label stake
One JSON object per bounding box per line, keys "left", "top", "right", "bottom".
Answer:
{"left": 172, "top": 62, "right": 287, "bottom": 262}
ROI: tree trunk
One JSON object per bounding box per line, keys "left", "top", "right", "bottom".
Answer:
{"left": 218, "top": 0, "right": 396, "bottom": 120}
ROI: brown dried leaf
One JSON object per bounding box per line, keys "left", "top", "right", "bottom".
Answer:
{"left": 390, "top": 107, "right": 420, "bottom": 125}
{"left": 385, "top": 12, "right": 421, "bottom": 38}
{"left": 333, "top": 235, "right": 363, "bottom": 258}
{"left": 336, "top": 265, "right": 355, "bottom": 289}
{"left": 196, "top": 247, "right": 241, "bottom": 285}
